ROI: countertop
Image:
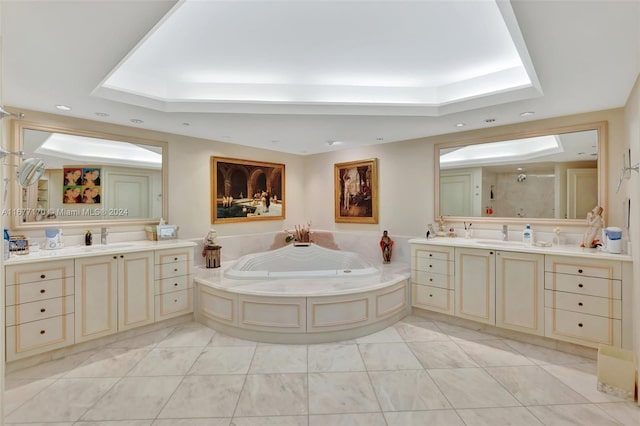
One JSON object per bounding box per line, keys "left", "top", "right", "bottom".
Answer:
{"left": 4, "top": 239, "right": 197, "bottom": 265}
{"left": 408, "top": 237, "right": 633, "bottom": 261}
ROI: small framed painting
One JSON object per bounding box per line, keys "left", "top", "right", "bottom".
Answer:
{"left": 334, "top": 158, "right": 378, "bottom": 223}
{"left": 211, "top": 156, "right": 285, "bottom": 223}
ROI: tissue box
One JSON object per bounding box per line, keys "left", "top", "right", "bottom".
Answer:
{"left": 144, "top": 226, "right": 157, "bottom": 241}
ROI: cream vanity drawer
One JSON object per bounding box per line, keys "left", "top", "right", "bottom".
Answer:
{"left": 412, "top": 284, "right": 454, "bottom": 315}
{"left": 156, "top": 275, "right": 192, "bottom": 294}
{"left": 545, "top": 290, "right": 621, "bottom": 319}
{"left": 414, "top": 247, "right": 454, "bottom": 262}
{"left": 6, "top": 295, "right": 74, "bottom": 326}
{"left": 155, "top": 249, "right": 192, "bottom": 265}
{"left": 155, "top": 289, "right": 193, "bottom": 320}
{"left": 6, "top": 278, "right": 75, "bottom": 306}
{"left": 414, "top": 257, "right": 453, "bottom": 276}
{"left": 545, "top": 256, "right": 621, "bottom": 280}
{"left": 545, "top": 307, "right": 620, "bottom": 347}
{"left": 6, "top": 259, "right": 74, "bottom": 286}
{"left": 545, "top": 272, "right": 621, "bottom": 299}
{"left": 6, "top": 313, "right": 75, "bottom": 361}
{"left": 155, "top": 261, "right": 189, "bottom": 280}
{"left": 411, "top": 270, "right": 451, "bottom": 289}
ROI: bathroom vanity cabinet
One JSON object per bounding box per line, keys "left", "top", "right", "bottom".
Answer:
{"left": 4, "top": 241, "right": 196, "bottom": 362}
{"left": 410, "top": 239, "right": 631, "bottom": 349}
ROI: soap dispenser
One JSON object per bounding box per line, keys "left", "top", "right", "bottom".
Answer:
{"left": 85, "top": 230, "right": 92, "bottom": 246}
{"left": 523, "top": 224, "right": 533, "bottom": 246}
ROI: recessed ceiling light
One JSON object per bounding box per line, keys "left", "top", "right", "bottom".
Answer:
{"left": 327, "top": 140, "right": 343, "bottom": 146}
{"left": 455, "top": 123, "right": 466, "bottom": 127}
{"left": 271, "top": 140, "right": 279, "bottom": 144}
{"left": 182, "top": 122, "right": 190, "bottom": 126}
{"left": 95, "top": 112, "right": 109, "bottom": 117}
{"left": 376, "top": 137, "right": 384, "bottom": 141}
{"left": 130, "top": 119, "right": 144, "bottom": 124}
{"left": 520, "top": 111, "right": 535, "bottom": 117}
{"left": 517, "top": 167, "right": 524, "bottom": 171}
{"left": 55, "top": 104, "right": 72, "bottom": 111}
{"left": 484, "top": 118, "right": 496, "bottom": 123}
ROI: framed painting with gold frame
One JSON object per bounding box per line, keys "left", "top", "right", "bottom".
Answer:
{"left": 210, "top": 156, "right": 285, "bottom": 223}
{"left": 334, "top": 158, "right": 378, "bottom": 223}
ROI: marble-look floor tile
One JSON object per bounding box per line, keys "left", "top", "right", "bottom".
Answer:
{"left": 527, "top": 403, "right": 621, "bottom": 425}
{"left": 309, "top": 413, "right": 386, "bottom": 426}
{"left": 4, "top": 378, "right": 118, "bottom": 423}
{"left": 234, "top": 373, "right": 308, "bottom": 416}
{"left": 75, "top": 421, "right": 153, "bottom": 425}
{"left": 249, "top": 345, "right": 307, "bottom": 373}
{"left": 232, "top": 415, "right": 308, "bottom": 425}
{"left": 308, "top": 372, "right": 380, "bottom": 414}
{"left": 81, "top": 376, "right": 183, "bottom": 421}
{"left": 597, "top": 402, "right": 640, "bottom": 426}
{"left": 153, "top": 419, "right": 230, "bottom": 426}
{"left": 409, "top": 341, "right": 479, "bottom": 369}
{"left": 208, "top": 332, "right": 258, "bottom": 347}
{"left": 107, "top": 328, "right": 176, "bottom": 349}
{"left": 3, "top": 378, "right": 56, "bottom": 416}
{"left": 453, "top": 339, "right": 535, "bottom": 367}
{"left": 486, "top": 365, "right": 588, "bottom": 406}
{"left": 156, "top": 323, "right": 216, "bottom": 347}
{"left": 188, "top": 346, "right": 255, "bottom": 375}
{"left": 456, "top": 407, "right": 543, "bottom": 425}
{"left": 158, "top": 375, "right": 245, "bottom": 418}
{"left": 384, "top": 410, "right": 465, "bottom": 426}
{"left": 428, "top": 368, "right": 520, "bottom": 409}
{"left": 5, "top": 423, "right": 74, "bottom": 426}
{"left": 394, "top": 321, "right": 451, "bottom": 342}
{"left": 355, "top": 326, "right": 404, "bottom": 343}
{"left": 307, "top": 343, "right": 365, "bottom": 372}
{"left": 127, "top": 347, "right": 202, "bottom": 376}
{"left": 64, "top": 347, "right": 151, "bottom": 378}
{"left": 6, "top": 349, "right": 98, "bottom": 380}
{"left": 433, "top": 321, "right": 496, "bottom": 340}
{"left": 542, "top": 363, "right": 627, "bottom": 403}
{"left": 358, "top": 342, "right": 422, "bottom": 370}
{"left": 503, "top": 339, "right": 594, "bottom": 365}
{"left": 369, "top": 369, "right": 450, "bottom": 411}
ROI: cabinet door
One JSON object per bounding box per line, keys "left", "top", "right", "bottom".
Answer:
{"left": 75, "top": 255, "right": 118, "bottom": 342}
{"left": 455, "top": 247, "right": 495, "bottom": 325}
{"left": 118, "top": 251, "right": 155, "bottom": 331}
{"left": 496, "top": 251, "right": 544, "bottom": 335}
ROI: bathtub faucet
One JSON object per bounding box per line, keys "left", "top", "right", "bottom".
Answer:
{"left": 101, "top": 227, "right": 108, "bottom": 245}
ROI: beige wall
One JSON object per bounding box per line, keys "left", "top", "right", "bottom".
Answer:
{"left": 304, "top": 108, "right": 628, "bottom": 237}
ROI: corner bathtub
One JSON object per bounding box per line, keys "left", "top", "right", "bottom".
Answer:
{"left": 194, "top": 244, "right": 411, "bottom": 344}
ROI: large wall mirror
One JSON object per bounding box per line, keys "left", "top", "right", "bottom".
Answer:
{"left": 435, "top": 121, "right": 607, "bottom": 224}
{"left": 10, "top": 121, "right": 168, "bottom": 230}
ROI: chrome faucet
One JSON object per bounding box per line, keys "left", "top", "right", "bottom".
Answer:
{"left": 501, "top": 225, "right": 508, "bottom": 241}
{"left": 101, "top": 227, "right": 108, "bottom": 245}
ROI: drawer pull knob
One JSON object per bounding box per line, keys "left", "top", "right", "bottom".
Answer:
{"left": 174, "top": 268, "right": 178, "bottom": 272}
{"left": 578, "top": 284, "right": 584, "bottom": 288}
{"left": 429, "top": 278, "right": 433, "bottom": 282}
{"left": 578, "top": 323, "right": 584, "bottom": 327}
{"left": 40, "top": 289, "right": 46, "bottom": 294}
{"left": 578, "top": 302, "right": 583, "bottom": 307}
{"left": 40, "top": 308, "right": 46, "bottom": 313}
{"left": 429, "top": 254, "right": 433, "bottom": 257}
{"left": 120, "top": 255, "right": 124, "bottom": 259}
{"left": 429, "top": 294, "right": 433, "bottom": 297}
{"left": 578, "top": 269, "right": 583, "bottom": 274}
{"left": 40, "top": 330, "right": 45, "bottom": 335}
{"left": 174, "top": 283, "right": 178, "bottom": 287}
{"left": 174, "top": 257, "right": 178, "bottom": 261}
{"left": 490, "top": 251, "right": 494, "bottom": 255}
{"left": 40, "top": 274, "right": 46, "bottom": 279}
{"left": 174, "top": 299, "right": 178, "bottom": 303}
{"left": 113, "top": 256, "right": 117, "bottom": 260}
{"left": 429, "top": 265, "right": 433, "bottom": 268}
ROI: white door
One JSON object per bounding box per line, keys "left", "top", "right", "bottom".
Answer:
{"left": 567, "top": 168, "right": 598, "bottom": 219}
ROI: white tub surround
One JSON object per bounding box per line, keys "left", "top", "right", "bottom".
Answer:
{"left": 194, "top": 250, "right": 410, "bottom": 344}
{"left": 4, "top": 240, "right": 196, "bottom": 362}
{"left": 409, "top": 237, "right": 633, "bottom": 350}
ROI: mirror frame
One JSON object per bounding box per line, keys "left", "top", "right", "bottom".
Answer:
{"left": 10, "top": 120, "right": 169, "bottom": 230}
{"left": 434, "top": 121, "right": 608, "bottom": 226}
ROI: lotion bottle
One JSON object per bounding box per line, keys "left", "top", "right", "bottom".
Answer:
{"left": 523, "top": 224, "right": 533, "bottom": 246}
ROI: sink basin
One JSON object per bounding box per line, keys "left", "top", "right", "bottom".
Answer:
{"left": 473, "top": 239, "right": 528, "bottom": 248}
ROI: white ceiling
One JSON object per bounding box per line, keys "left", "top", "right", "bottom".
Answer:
{"left": 2, "top": 0, "right": 639, "bottom": 155}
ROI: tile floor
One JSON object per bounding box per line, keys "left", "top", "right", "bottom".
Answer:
{"left": 4, "top": 316, "right": 640, "bottom": 425}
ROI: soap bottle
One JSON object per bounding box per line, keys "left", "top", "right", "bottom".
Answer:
{"left": 4, "top": 228, "right": 10, "bottom": 260}
{"left": 85, "top": 230, "right": 92, "bottom": 246}
{"left": 523, "top": 224, "right": 533, "bottom": 246}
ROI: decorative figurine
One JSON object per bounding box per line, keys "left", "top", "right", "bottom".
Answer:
{"left": 438, "top": 216, "right": 446, "bottom": 232}
{"left": 380, "top": 230, "right": 394, "bottom": 263}
{"left": 581, "top": 206, "right": 604, "bottom": 248}
{"left": 205, "top": 229, "right": 217, "bottom": 245}
{"left": 202, "top": 229, "right": 221, "bottom": 268}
